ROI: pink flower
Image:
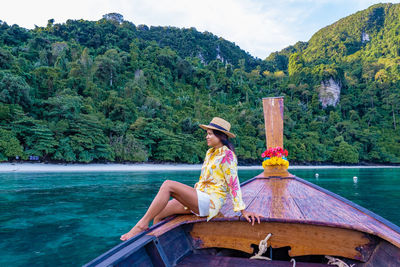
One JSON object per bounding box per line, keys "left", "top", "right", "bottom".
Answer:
{"left": 261, "top": 147, "right": 289, "bottom": 158}
{"left": 227, "top": 175, "right": 239, "bottom": 198}
{"left": 221, "top": 150, "right": 234, "bottom": 164}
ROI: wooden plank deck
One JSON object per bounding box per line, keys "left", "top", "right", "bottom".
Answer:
{"left": 147, "top": 175, "right": 400, "bottom": 250}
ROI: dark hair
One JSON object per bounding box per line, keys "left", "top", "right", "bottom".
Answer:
{"left": 212, "top": 129, "right": 236, "bottom": 154}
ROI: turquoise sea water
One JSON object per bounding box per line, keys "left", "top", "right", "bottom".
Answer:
{"left": 1, "top": 168, "right": 399, "bottom": 266}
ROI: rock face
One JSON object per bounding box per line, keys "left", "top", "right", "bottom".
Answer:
{"left": 362, "top": 31, "right": 370, "bottom": 43}
{"left": 216, "top": 45, "right": 225, "bottom": 63}
{"left": 319, "top": 78, "right": 341, "bottom": 108}
{"left": 197, "top": 52, "right": 206, "bottom": 64}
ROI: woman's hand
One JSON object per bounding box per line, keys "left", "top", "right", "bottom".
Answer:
{"left": 241, "top": 210, "right": 263, "bottom": 226}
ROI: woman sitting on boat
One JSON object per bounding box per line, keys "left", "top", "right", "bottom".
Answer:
{"left": 121, "top": 117, "right": 262, "bottom": 241}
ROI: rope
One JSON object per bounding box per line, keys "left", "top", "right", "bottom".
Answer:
{"left": 250, "top": 234, "right": 352, "bottom": 267}
{"left": 250, "top": 233, "right": 272, "bottom": 260}
{"left": 249, "top": 233, "right": 295, "bottom": 267}
{"left": 325, "top": 256, "right": 355, "bottom": 267}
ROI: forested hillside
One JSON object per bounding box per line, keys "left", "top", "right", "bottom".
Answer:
{"left": 0, "top": 4, "right": 399, "bottom": 164}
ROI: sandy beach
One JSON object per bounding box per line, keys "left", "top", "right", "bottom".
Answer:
{"left": 0, "top": 162, "right": 399, "bottom": 173}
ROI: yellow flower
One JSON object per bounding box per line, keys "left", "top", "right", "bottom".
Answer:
{"left": 262, "top": 157, "right": 289, "bottom": 168}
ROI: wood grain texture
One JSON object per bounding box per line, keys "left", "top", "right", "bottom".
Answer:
{"left": 263, "top": 97, "right": 284, "bottom": 149}
{"left": 176, "top": 254, "right": 333, "bottom": 267}
{"left": 263, "top": 165, "right": 293, "bottom": 178}
{"left": 242, "top": 177, "right": 400, "bottom": 249}
{"left": 189, "top": 221, "right": 376, "bottom": 261}
{"left": 147, "top": 215, "right": 206, "bottom": 237}
{"left": 147, "top": 176, "right": 400, "bottom": 254}
{"left": 362, "top": 239, "right": 400, "bottom": 267}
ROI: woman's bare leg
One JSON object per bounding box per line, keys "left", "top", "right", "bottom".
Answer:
{"left": 153, "top": 199, "right": 191, "bottom": 224}
{"left": 120, "top": 180, "right": 198, "bottom": 241}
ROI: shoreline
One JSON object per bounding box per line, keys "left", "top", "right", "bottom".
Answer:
{"left": 0, "top": 162, "right": 400, "bottom": 173}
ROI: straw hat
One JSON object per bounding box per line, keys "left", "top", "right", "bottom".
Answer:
{"left": 199, "top": 117, "right": 236, "bottom": 138}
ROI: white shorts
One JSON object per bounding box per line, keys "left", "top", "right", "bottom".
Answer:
{"left": 193, "top": 189, "right": 210, "bottom": 217}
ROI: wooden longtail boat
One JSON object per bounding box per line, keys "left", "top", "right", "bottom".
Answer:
{"left": 84, "top": 97, "right": 400, "bottom": 267}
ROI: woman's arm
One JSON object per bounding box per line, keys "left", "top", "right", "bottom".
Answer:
{"left": 221, "top": 150, "right": 263, "bottom": 225}
{"left": 221, "top": 150, "right": 246, "bottom": 212}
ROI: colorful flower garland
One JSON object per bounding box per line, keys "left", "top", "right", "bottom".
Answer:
{"left": 261, "top": 146, "right": 289, "bottom": 169}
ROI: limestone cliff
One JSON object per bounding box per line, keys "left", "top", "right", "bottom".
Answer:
{"left": 319, "top": 78, "right": 341, "bottom": 108}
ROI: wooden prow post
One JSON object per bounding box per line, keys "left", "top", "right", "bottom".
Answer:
{"left": 260, "top": 96, "right": 293, "bottom": 178}
{"left": 263, "top": 97, "right": 284, "bottom": 148}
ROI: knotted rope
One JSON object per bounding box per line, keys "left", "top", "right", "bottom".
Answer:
{"left": 250, "top": 233, "right": 272, "bottom": 260}
{"left": 250, "top": 234, "right": 352, "bottom": 267}
{"left": 249, "top": 233, "right": 296, "bottom": 267}
{"left": 325, "top": 256, "right": 355, "bottom": 267}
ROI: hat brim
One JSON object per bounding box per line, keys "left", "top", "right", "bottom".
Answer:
{"left": 199, "top": 124, "right": 236, "bottom": 138}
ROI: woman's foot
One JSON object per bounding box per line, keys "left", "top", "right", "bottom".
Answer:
{"left": 120, "top": 224, "right": 149, "bottom": 241}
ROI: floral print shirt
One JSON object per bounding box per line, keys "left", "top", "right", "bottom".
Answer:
{"left": 195, "top": 145, "right": 246, "bottom": 221}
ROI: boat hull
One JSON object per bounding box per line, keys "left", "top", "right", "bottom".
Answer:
{"left": 84, "top": 175, "right": 400, "bottom": 266}
{"left": 84, "top": 219, "right": 400, "bottom": 266}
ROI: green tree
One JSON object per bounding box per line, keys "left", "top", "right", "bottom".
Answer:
{"left": 288, "top": 52, "right": 304, "bottom": 76}
{"left": 0, "top": 129, "right": 24, "bottom": 161}
{"left": 0, "top": 72, "right": 32, "bottom": 108}
{"left": 110, "top": 132, "right": 148, "bottom": 162}
{"left": 332, "top": 141, "right": 359, "bottom": 163}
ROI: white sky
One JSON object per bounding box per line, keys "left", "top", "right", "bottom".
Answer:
{"left": 1, "top": 0, "right": 399, "bottom": 59}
